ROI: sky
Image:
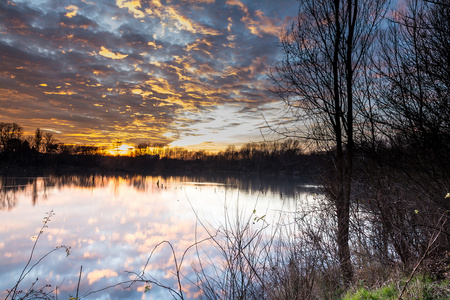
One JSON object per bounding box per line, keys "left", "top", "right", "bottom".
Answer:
{"left": 0, "top": 0, "right": 298, "bottom": 151}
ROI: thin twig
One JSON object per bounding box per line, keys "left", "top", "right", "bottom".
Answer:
{"left": 76, "top": 265, "right": 82, "bottom": 300}
{"left": 6, "top": 210, "right": 55, "bottom": 299}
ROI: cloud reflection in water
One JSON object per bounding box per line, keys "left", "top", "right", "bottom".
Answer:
{"left": 0, "top": 175, "right": 320, "bottom": 299}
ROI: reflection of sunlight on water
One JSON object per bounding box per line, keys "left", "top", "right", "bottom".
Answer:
{"left": 0, "top": 175, "right": 320, "bottom": 299}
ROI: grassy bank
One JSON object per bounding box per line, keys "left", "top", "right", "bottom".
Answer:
{"left": 344, "top": 275, "right": 449, "bottom": 300}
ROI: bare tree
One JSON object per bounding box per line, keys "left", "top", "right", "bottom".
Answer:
{"left": 43, "top": 133, "right": 58, "bottom": 153}
{"left": 0, "top": 122, "right": 24, "bottom": 153}
{"left": 34, "top": 128, "right": 43, "bottom": 152}
{"left": 271, "top": 0, "right": 389, "bottom": 286}
{"left": 367, "top": 0, "right": 450, "bottom": 266}
{"left": 377, "top": 0, "right": 450, "bottom": 156}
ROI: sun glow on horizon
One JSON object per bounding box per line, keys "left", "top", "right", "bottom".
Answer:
{"left": 106, "top": 143, "right": 135, "bottom": 156}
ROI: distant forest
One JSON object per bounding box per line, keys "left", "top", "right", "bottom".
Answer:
{"left": 0, "top": 122, "right": 325, "bottom": 176}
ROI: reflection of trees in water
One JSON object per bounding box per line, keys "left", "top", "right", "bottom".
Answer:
{"left": 0, "top": 173, "right": 320, "bottom": 210}
{"left": 48, "top": 173, "right": 320, "bottom": 197}
{"left": 1, "top": 176, "right": 59, "bottom": 209}
{"left": 156, "top": 173, "right": 320, "bottom": 199}
{"left": 0, "top": 177, "right": 35, "bottom": 210}
{"left": 0, "top": 175, "right": 109, "bottom": 210}
{"left": 45, "top": 175, "right": 107, "bottom": 189}
{"left": 0, "top": 188, "right": 18, "bottom": 210}
{"left": 130, "top": 175, "right": 147, "bottom": 191}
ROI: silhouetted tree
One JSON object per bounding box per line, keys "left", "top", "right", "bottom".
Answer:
{"left": 271, "top": 0, "right": 389, "bottom": 285}
{"left": 0, "top": 122, "right": 23, "bottom": 154}
{"left": 359, "top": 0, "right": 450, "bottom": 266}
{"left": 34, "top": 128, "right": 43, "bottom": 152}
{"left": 376, "top": 0, "right": 449, "bottom": 154}
{"left": 43, "top": 133, "right": 58, "bottom": 153}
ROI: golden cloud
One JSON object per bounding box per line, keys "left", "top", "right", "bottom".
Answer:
{"left": 65, "top": 5, "right": 79, "bottom": 18}
{"left": 43, "top": 90, "right": 77, "bottom": 95}
{"left": 116, "top": 0, "right": 145, "bottom": 18}
{"left": 144, "top": 2, "right": 221, "bottom": 36}
{"left": 98, "top": 46, "right": 128, "bottom": 60}
{"left": 143, "top": 77, "right": 179, "bottom": 96}
{"left": 160, "top": 96, "right": 197, "bottom": 110}
{"left": 185, "top": 0, "right": 215, "bottom": 3}
{"left": 132, "top": 88, "right": 153, "bottom": 98}
{"left": 180, "top": 82, "right": 223, "bottom": 101}
{"left": 167, "top": 6, "right": 196, "bottom": 32}
{"left": 186, "top": 38, "right": 212, "bottom": 53}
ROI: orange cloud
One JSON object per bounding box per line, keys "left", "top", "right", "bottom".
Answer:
{"left": 247, "top": 10, "right": 281, "bottom": 37}
{"left": 226, "top": 0, "right": 281, "bottom": 37}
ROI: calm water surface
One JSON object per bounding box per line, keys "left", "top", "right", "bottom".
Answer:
{"left": 0, "top": 174, "right": 320, "bottom": 299}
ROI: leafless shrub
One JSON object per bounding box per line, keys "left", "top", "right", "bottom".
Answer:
{"left": 5, "top": 210, "right": 70, "bottom": 300}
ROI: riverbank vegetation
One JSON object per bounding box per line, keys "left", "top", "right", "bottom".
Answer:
{"left": 268, "top": 0, "right": 449, "bottom": 297}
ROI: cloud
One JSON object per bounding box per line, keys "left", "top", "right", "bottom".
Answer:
{"left": 98, "top": 46, "right": 129, "bottom": 60}
{"left": 65, "top": 5, "right": 79, "bottom": 18}
{"left": 116, "top": 0, "right": 145, "bottom": 19}
{"left": 226, "top": 0, "right": 284, "bottom": 37}
{"left": 0, "top": 0, "right": 299, "bottom": 148}
{"left": 87, "top": 268, "right": 119, "bottom": 284}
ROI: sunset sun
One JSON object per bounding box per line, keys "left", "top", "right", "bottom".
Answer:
{"left": 106, "top": 143, "right": 135, "bottom": 156}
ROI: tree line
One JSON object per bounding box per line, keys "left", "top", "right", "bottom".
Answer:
{"left": 0, "top": 122, "right": 323, "bottom": 175}
{"left": 0, "top": 122, "right": 306, "bottom": 161}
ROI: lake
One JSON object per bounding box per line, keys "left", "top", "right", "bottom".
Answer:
{"left": 0, "top": 174, "right": 320, "bottom": 299}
